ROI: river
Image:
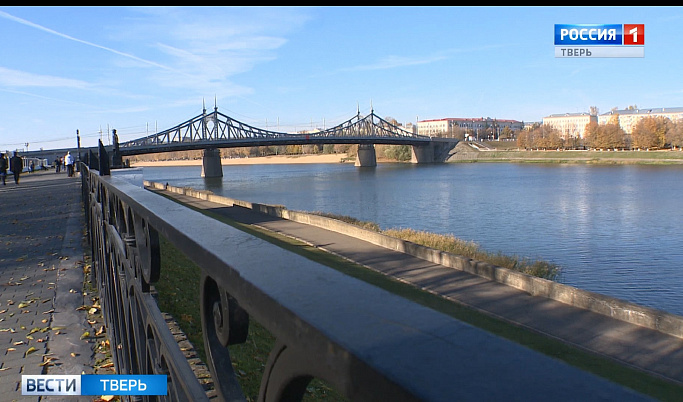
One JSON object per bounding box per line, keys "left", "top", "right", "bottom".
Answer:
{"left": 139, "top": 162, "right": 683, "bottom": 317}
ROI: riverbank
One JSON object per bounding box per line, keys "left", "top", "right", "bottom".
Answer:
{"left": 129, "top": 153, "right": 349, "bottom": 167}
{"left": 450, "top": 147, "right": 683, "bottom": 165}
{"left": 128, "top": 148, "right": 683, "bottom": 167}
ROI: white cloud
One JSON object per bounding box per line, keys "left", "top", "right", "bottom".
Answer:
{"left": 0, "top": 10, "right": 176, "bottom": 73}
{"left": 0, "top": 67, "right": 90, "bottom": 88}
{"left": 346, "top": 54, "right": 449, "bottom": 72}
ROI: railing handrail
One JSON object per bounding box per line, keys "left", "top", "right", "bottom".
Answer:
{"left": 82, "top": 162, "right": 649, "bottom": 401}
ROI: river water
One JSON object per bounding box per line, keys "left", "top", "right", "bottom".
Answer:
{"left": 139, "top": 162, "right": 683, "bottom": 317}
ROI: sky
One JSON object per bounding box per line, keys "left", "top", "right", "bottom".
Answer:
{"left": 1, "top": 6, "right": 682, "bottom": 151}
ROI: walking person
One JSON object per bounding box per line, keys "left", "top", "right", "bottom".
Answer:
{"left": 64, "top": 151, "right": 74, "bottom": 177}
{"left": 0, "top": 153, "right": 7, "bottom": 185}
{"left": 10, "top": 151, "right": 23, "bottom": 184}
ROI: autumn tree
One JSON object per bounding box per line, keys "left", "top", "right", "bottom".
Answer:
{"left": 600, "top": 121, "right": 626, "bottom": 149}
{"left": 516, "top": 130, "right": 530, "bottom": 149}
{"left": 499, "top": 126, "right": 514, "bottom": 140}
{"left": 517, "top": 126, "right": 563, "bottom": 149}
{"left": 536, "top": 127, "right": 564, "bottom": 149}
{"left": 632, "top": 116, "right": 669, "bottom": 150}
{"left": 583, "top": 121, "right": 598, "bottom": 149}
{"left": 667, "top": 120, "right": 683, "bottom": 149}
{"left": 583, "top": 120, "right": 625, "bottom": 149}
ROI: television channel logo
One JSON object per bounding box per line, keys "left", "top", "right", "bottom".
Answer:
{"left": 22, "top": 374, "right": 167, "bottom": 396}
{"left": 554, "top": 24, "right": 644, "bottom": 58}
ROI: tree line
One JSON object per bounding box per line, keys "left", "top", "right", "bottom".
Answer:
{"left": 518, "top": 115, "right": 683, "bottom": 150}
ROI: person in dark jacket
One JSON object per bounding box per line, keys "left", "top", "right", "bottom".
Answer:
{"left": 10, "top": 151, "right": 23, "bottom": 184}
{"left": 0, "top": 153, "right": 7, "bottom": 185}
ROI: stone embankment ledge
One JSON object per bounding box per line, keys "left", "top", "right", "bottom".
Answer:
{"left": 146, "top": 180, "right": 683, "bottom": 340}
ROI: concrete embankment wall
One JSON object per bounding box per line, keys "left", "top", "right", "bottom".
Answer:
{"left": 145, "top": 180, "right": 683, "bottom": 340}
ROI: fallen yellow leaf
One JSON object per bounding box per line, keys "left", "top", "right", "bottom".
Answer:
{"left": 25, "top": 346, "right": 37, "bottom": 357}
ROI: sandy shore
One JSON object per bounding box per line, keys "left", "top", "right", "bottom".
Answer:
{"left": 129, "top": 153, "right": 350, "bottom": 167}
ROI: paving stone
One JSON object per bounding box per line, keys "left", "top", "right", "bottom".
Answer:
{"left": 0, "top": 172, "right": 91, "bottom": 401}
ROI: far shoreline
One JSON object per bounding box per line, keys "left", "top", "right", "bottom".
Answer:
{"left": 128, "top": 153, "right": 350, "bottom": 167}
{"left": 127, "top": 149, "right": 683, "bottom": 167}
{"left": 457, "top": 149, "right": 683, "bottom": 165}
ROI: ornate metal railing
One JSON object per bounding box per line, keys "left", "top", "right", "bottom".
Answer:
{"left": 80, "top": 148, "right": 647, "bottom": 401}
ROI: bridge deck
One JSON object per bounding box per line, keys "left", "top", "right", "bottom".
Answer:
{"left": 152, "top": 184, "right": 683, "bottom": 390}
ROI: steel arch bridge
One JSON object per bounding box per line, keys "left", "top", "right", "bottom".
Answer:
{"left": 117, "top": 105, "right": 431, "bottom": 156}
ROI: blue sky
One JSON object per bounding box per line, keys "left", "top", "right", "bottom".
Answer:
{"left": 1, "top": 6, "right": 682, "bottom": 151}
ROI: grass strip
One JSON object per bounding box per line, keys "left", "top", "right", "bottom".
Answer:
{"left": 452, "top": 149, "right": 683, "bottom": 165}
{"left": 311, "top": 212, "right": 560, "bottom": 280}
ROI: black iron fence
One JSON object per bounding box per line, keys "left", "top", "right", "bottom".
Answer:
{"left": 80, "top": 145, "right": 648, "bottom": 401}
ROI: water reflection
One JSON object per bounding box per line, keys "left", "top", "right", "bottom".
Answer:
{"left": 203, "top": 176, "right": 224, "bottom": 192}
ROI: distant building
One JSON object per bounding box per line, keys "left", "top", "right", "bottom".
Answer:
{"left": 542, "top": 112, "right": 597, "bottom": 139}
{"left": 524, "top": 121, "right": 541, "bottom": 130}
{"left": 417, "top": 117, "right": 523, "bottom": 138}
{"left": 403, "top": 122, "right": 417, "bottom": 134}
{"left": 598, "top": 107, "right": 683, "bottom": 134}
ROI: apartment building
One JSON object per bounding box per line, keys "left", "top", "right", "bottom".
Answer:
{"left": 417, "top": 117, "right": 523, "bottom": 137}
{"left": 542, "top": 112, "right": 597, "bottom": 139}
{"left": 598, "top": 107, "right": 683, "bottom": 133}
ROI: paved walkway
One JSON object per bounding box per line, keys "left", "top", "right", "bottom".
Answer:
{"left": 153, "top": 186, "right": 683, "bottom": 391}
{"left": 0, "top": 171, "right": 93, "bottom": 401}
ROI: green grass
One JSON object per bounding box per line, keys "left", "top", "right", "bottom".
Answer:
{"left": 456, "top": 148, "right": 683, "bottom": 165}
{"left": 154, "top": 230, "right": 347, "bottom": 401}
{"left": 152, "top": 194, "right": 683, "bottom": 401}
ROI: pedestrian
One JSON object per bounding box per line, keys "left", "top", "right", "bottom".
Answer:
{"left": 65, "top": 151, "right": 74, "bottom": 177}
{"left": 10, "top": 151, "right": 23, "bottom": 184}
{"left": 0, "top": 153, "right": 7, "bottom": 185}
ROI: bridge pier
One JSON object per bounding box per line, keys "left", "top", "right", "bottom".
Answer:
{"left": 411, "top": 141, "right": 459, "bottom": 164}
{"left": 355, "top": 144, "right": 377, "bottom": 167}
{"left": 411, "top": 144, "right": 435, "bottom": 164}
{"left": 201, "top": 148, "right": 223, "bottom": 178}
